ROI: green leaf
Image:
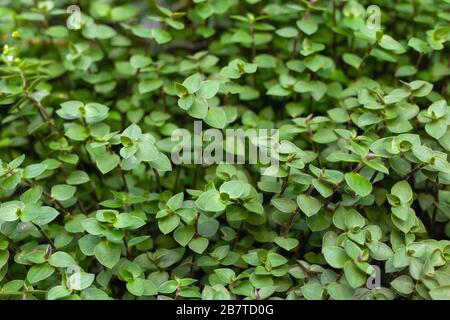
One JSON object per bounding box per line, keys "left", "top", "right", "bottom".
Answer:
{"left": 391, "top": 275, "right": 414, "bottom": 295}
{"left": 111, "top": 5, "right": 138, "bottom": 22}
{"left": 83, "top": 24, "right": 117, "bottom": 40}
{"left": 408, "top": 37, "right": 429, "bottom": 53}
{"left": 363, "top": 159, "right": 389, "bottom": 174}
{"left": 188, "top": 237, "right": 209, "bottom": 254}
{"left": 271, "top": 198, "right": 297, "bottom": 213}
{"left": 197, "top": 80, "right": 220, "bottom": 99}
{"left": 48, "top": 252, "right": 77, "bottom": 268}
{"left": 342, "top": 53, "right": 362, "bottom": 69}
{"left": 130, "top": 55, "right": 152, "bottom": 69}
{"left": 51, "top": 184, "right": 76, "bottom": 201}
{"left": 78, "top": 235, "right": 100, "bottom": 256}
{"left": 9, "top": 154, "right": 25, "bottom": 169}
{"left": 267, "top": 84, "right": 290, "bottom": 96}
{"left": 152, "top": 28, "right": 172, "bottom": 44}
{"left": 274, "top": 237, "right": 299, "bottom": 251}
{"left": 56, "top": 100, "right": 84, "bottom": 120}
{"left": 45, "top": 26, "right": 69, "bottom": 38}
{"left": 231, "top": 30, "right": 252, "bottom": 44}
{"left": 426, "top": 119, "right": 447, "bottom": 139}
{"left": 174, "top": 225, "right": 195, "bottom": 246}
{"left": 197, "top": 214, "right": 219, "bottom": 238}
{"left": 276, "top": 27, "right": 298, "bottom": 38}
{"left": 327, "top": 283, "right": 354, "bottom": 300}
{"left": 127, "top": 278, "right": 158, "bottom": 296}
{"left": 196, "top": 2, "right": 214, "bottom": 20}
{"left": 384, "top": 89, "right": 410, "bottom": 104}
{"left": 132, "top": 26, "right": 153, "bottom": 38}
{"left": 297, "top": 194, "right": 321, "bottom": 217}
{"left": 220, "top": 181, "right": 251, "bottom": 199}
{"left": 178, "top": 95, "right": 194, "bottom": 110}
{"left": 410, "top": 80, "right": 433, "bottom": 97}
{"left": 158, "top": 214, "right": 180, "bottom": 234}
{"left": 429, "top": 286, "right": 450, "bottom": 300}
{"left": 47, "top": 286, "right": 71, "bottom": 300}
{"left": 205, "top": 107, "right": 227, "bottom": 129}
{"left": 379, "top": 35, "right": 406, "bottom": 54}
{"left": 296, "top": 19, "right": 318, "bottom": 35}
{"left": 139, "top": 79, "right": 164, "bottom": 94}
{"left": 27, "top": 263, "right": 55, "bottom": 284}
{"left": 220, "top": 66, "right": 241, "bottom": 79}
{"left": 94, "top": 241, "right": 122, "bottom": 269}
{"left": 84, "top": 103, "right": 109, "bottom": 124}
{"left": 96, "top": 152, "right": 120, "bottom": 174}
{"left": 428, "top": 100, "right": 448, "bottom": 118}
{"left": 322, "top": 246, "right": 349, "bottom": 268}
{"left": 66, "top": 170, "right": 90, "bottom": 185}
{"left": 2, "top": 171, "right": 22, "bottom": 190}
{"left": 344, "top": 173, "right": 373, "bottom": 197}
{"left": 183, "top": 73, "right": 202, "bottom": 94}
{"left": 135, "top": 140, "right": 159, "bottom": 162}
{"left": 32, "top": 206, "right": 60, "bottom": 225}
{"left": 166, "top": 192, "right": 184, "bottom": 211}
{"left": 195, "top": 190, "right": 226, "bottom": 212}
{"left": 301, "top": 283, "right": 324, "bottom": 300}
{"left": 0, "top": 205, "right": 19, "bottom": 222}
{"left": 0, "top": 250, "right": 9, "bottom": 269}
{"left": 68, "top": 272, "right": 95, "bottom": 291}
{"left": 267, "top": 251, "right": 288, "bottom": 268}
{"left": 391, "top": 180, "right": 413, "bottom": 203}
{"left": 343, "top": 261, "right": 366, "bottom": 288}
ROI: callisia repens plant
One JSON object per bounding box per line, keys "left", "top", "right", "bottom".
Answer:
{"left": 0, "top": 0, "right": 450, "bottom": 300}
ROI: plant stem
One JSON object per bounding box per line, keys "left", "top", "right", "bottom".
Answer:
{"left": 4, "top": 235, "right": 21, "bottom": 253}
{"left": 283, "top": 208, "right": 300, "bottom": 237}
{"left": 331, "top": 0, "right": 338, "bottom": 64}
{"left": 278, "top": 167, "right": 291, "bottom": 196}
{"left": 291, "top": 34, "right": 301, "bottom": 60}
{"left": 173, "top": 165, "right": 181, "bottom": 192}
{"left": 358, "top": 41, "right": 377, "bottom": 76}
{"left": 119, "top": 166, "right": 129, "bottom": 193}
{"left": 25, "top": 179, "right": 72, "bottom": 216}
{"left": 152, "top": 167, "right": 162, "bottom": 192}
{"left": 32, "top": 223, "right": 56, "bottom": 250}
{"left": 123, "top": 232, "right": 132, "bottom": 259}
{"left": 431, "top": 177, "right": 440, "bottom": 235}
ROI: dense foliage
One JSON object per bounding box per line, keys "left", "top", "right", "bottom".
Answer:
{"left": 0, "top": 0, "right": 450, "bottom": 300}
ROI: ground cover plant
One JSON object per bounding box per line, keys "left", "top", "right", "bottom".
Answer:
{"left": 0, "top": 0, "right": 450, "bottom": 300}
